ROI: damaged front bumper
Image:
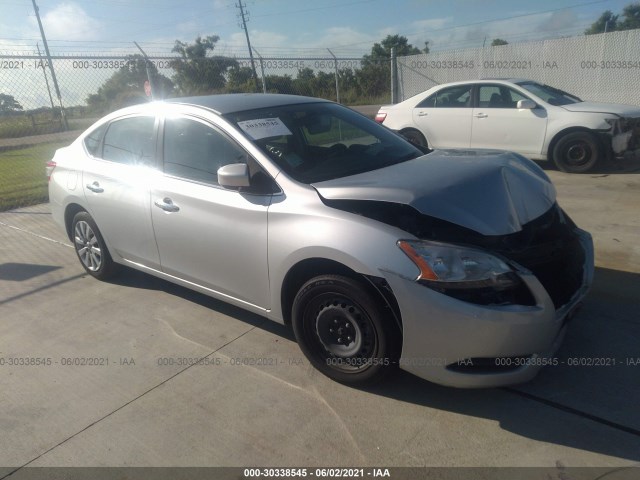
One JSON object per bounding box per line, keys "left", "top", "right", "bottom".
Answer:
{"left": 382, "top": 229, "right": 594, "bottom": 388}
{"left": 607, "top": 117, "right": 640, "bottom": 157}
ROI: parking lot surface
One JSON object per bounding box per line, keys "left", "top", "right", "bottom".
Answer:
{"left": 1, "top": 159, "right": 639, "bottom": 472}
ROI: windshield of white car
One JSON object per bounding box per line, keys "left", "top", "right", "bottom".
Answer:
{"left": 224, "top": 103, "right": 423, "bottom": 183}
{"left": 517, "top": 82, "right": 582, "bottom": 106}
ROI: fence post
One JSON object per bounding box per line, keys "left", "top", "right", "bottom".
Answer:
{"left": 390, "top": 47, "right": 397, "bottom": 104}
{"left": 327, "top": 48, "right": 340, "bottom": 103}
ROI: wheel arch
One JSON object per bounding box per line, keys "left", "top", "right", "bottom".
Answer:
{"left": 280, "top": 258, "right": 402, "bottom": 332}
{"left": 63, "top": 203, "right": 87, "bottom": 241}
{"left": 398, "top": 127, "right": 429, "bottom": 148}
{"left": 546, "top": 126, "right": 604, "bottom": 159}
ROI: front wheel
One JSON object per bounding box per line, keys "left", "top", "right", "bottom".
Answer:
{"left": 552, "top": 132, "right": 601, "bottom": 173}
{"left": 292, "top": 275, "right": 399, "bottom": 385}
{"left": 71, "top": 211, "right": 118, "bottom": 280}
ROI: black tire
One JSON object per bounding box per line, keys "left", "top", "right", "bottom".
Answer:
{"left": 552, "top": 131, "right": 600, "bottom": 173}
{"left": 292, "top": 275, "right": 399, "bottom": 386}
{"left": 400, "top": 129, "right": 428, "bottom": 148}
{"left": 71, "top": 211, "right": 118, "bottom": 280}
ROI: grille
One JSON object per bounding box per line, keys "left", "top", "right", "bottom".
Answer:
{"left": 496, "top": 205, "right": 585, "bottom": 309}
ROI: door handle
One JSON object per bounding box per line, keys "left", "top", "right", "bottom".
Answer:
{"left": 154, "top": 198, "right": 180, "bottom": 213}
{"left": 417, "top": 111, "right": 428, "bottom": 117}
{"left": 474, "top": 113, "right": 488, "bottom": 118}
{"left": 86, "top": 182, "right": 104, "bottom": 193}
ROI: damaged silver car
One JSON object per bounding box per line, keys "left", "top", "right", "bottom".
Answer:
{"left": 48, "top": 94, "right": 594, "bottom": 387}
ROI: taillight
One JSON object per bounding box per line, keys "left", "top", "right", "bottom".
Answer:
{"left": 374, "top": 112, "right": 387, "bottom": 123}
{"left": 46, "top": 160, "right": 57, "bottom": 182}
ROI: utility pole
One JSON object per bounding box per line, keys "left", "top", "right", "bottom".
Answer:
{"left": 252, "top": 47, "right": 267, "bottom": 93}
{"left": 36, "top": 43, "right": 56, "bottom": 112}
{"left": 134, "top": 41, "right": 155, "bottom": 100}
{"left": 31, "top": 0, "right": 68, "bottom": 130}
{"left": 236, "top": 0, "right": 260, "bottom": 92}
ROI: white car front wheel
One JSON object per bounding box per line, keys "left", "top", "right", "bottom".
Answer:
{"left": 552, "top": 132, "right": 601, "bottom": 173}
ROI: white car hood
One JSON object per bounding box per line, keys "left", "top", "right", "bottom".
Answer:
{"left": 313, "top": 150, "right": 556, "bottom": 236}
{"left": 561, "top": 102, "right": 640, "bottom": 117}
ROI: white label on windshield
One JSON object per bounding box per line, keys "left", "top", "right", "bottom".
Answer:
{"left": 237, "top": 118, "right": 292, "bottom": 140}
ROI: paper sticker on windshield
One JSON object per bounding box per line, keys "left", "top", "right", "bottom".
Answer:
{"left": 237, "top": 118, "right": 292, "bottom": 140}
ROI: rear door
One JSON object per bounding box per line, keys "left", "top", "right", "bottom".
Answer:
{"left": 413, "top": 84, "right": 473, "bottom": 148}
{"left": 82, "top": 114, "right": 161, "bottom": 268}
{"left": 150, "top": 114, "right": 272, "bottom": 309}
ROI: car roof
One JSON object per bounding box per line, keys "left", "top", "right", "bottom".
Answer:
{"left": 164, "top": 93, "right": 332, "bottom": 115}
{"left": 432, "top": 79, "right": 534, "bottom": 88}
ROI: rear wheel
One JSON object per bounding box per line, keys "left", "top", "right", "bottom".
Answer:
{"left": 552, "top": 131, "right": 600, "bottom": 173}
{"left": 292, "top": 275, "right": 399, "bottom": 385}
{"left": 400, "top": 129, "right": 428, "bottom": 148}
{"left": 71, "top": 211, "right": 118, "bottom": 280}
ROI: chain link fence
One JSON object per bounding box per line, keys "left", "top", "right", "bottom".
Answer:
{"left": 0, "top": 52, "right": 389, "bottom": 211}
{"left": 396, "top": 29, "right": 640, "bottom": 104}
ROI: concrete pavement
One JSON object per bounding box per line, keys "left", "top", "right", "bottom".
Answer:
{"left": 1, "top": 161, "right": 639, "bottom": 470}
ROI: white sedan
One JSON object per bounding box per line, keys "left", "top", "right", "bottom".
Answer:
{"left": 376, "top": 79, "right": 640, "bottom": 173}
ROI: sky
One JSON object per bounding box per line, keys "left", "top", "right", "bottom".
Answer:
{"left": 0, "top": 0, "right": 634, "bottom": 57}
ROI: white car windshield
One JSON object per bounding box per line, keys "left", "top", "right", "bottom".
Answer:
{"left": 225, "top": 102, "right": 423, "bottom": 183}
{"left": 517, "top": 82, "right": 582, "bottom": 106}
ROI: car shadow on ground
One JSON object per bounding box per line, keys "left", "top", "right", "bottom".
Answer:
{"left": 106, "top": 265, "right": 640, "bottom": 462}
{"left": 534, "top": 154, "right": 640, "bottom": 174}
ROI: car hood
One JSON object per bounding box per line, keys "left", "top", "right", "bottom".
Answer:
{"left": 560, "top": 102, "right": 640, "bottom": 117}
{"left": 312, "top": 150, "right": 556, "bottom": 236}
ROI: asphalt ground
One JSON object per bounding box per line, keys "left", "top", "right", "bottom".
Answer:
{"left": 0, "top": 156, "right": 639, "bottom": 475}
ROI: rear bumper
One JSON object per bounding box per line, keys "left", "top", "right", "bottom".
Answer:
{"left": 382, "top": 229, "right": 594, "bottom": 388}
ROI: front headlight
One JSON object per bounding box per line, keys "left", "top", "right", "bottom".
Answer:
{"left": 397, "top": 240, "right": 535, "bottom": 306}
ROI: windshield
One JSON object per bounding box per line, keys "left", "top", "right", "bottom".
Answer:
{"left": 517, "top": 81, "right": 582, "bottom": 106}
{"left": 224, "top": 102, "right": 423, "bottom": 183}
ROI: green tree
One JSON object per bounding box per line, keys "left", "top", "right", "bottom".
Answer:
{"left": 0, "top": 93, "right": 24, "bottom": 114}
{"left": 618, "top": 3, "right": 640, "bottom": 30}
{"left": 170, "top": 35, "right": 238, "bottom": 95}
{"left": 362, "top": 34, "right": 421, "bottom": 67}
{"left": 423, "top": 41, "right": 430, "bottom": 54}
{"left": 86, "top": 55, "right": 173, "bottom": 113}
{"left": 356, "top": 35, "right": 421, "bottom": 101}
{"left": 263, "top": 74, "right": 295, "bottom": 94}
{"left": 226, "top": 66, "right": 256, "bottom": 93}
{"left": 491, "top": 38, "right": 508, "bottom": 46}
{"left": 585, "top": 10, "right": 619, "bottom": 34}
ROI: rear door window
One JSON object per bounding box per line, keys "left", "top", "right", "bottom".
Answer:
{"left": 417, "top": 85, "right": 472, "bottom": 108}
{"left": 102, "top": 116, "right": 156, "bottom": 166}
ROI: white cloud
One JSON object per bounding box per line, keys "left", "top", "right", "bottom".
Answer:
{"left": 316, "top": 27, "right": 373, "bottom": 50}
{"left": 39, "top": 3, "right": 102, "bottom": 41}
{"left": 223, "top": 30, "right": 288, "bottom": 54}
{"left": 410, "top": 17, "right": 453, "bottom": 31}
{"left": 537, "top": 10, "right": 578, "bottom": 32}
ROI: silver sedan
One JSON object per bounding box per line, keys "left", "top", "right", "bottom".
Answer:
{"left": 48, "top": 94, "right": 594, "bottom": 387}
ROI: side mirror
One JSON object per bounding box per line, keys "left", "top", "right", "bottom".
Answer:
{"left": 517, "top": 99, "right": 536, "bottom": 109}
{"left": 218, "top": 163, "right": 250, "bottom": 188}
